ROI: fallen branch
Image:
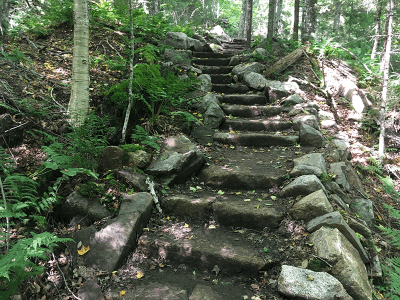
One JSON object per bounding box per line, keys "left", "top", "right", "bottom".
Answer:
{"left": 52, "top": 253, "right": 82, "bottom": 300}
{"left": 265, "top": 47, "right": 305, "bottom": 78}
{"left": 336, "top": 45, "right": 373, "bottom": 74}
{"left": 288, "top": 75, "right": 341, "bottom": 125}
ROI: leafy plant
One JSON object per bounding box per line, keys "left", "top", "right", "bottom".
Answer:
{"left": 131, "top": 125, "right": 160, "bottom": 150}
{"left": 171, "top": 111, "right": 201, "bottom": 124}
{"left": 79, "top": 182, "right": 105, "bottom": 200}
{"left": 120, "top": 144, "right": 146, "bottom": 153}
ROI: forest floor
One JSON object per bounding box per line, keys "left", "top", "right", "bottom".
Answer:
{"left": 1, "top": 22, "right": 400, "bottom": 299}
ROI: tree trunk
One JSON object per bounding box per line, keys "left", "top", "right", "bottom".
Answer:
{"left": 122, "top": 0, "right": 134, "bottom": 143}
{"left": 371, "top": 1, "right": 382, "bottom": 60}
{"left": 267, "top": 0, "right": 276, "bottom": 40}
{"left": 147, "top": 0, "right": 159, "bottom": 15}
{"left": 68, "top": 0, "right": 90, "bottom": 127}
{"left": 380, "top": 1, "right": 390, "bottom": 72}
{"left": 292, "top": 0, "right": 300, "bottom": 40}
{"left": 274, "top": 0, "right": 283, "bottom": 35}
{"left": 333, "top": 0, "right": 342, "bottom": 32}
{"left": 378, "top": 0, "right": 393, "bottom": 161}
{"left": 302, "top": 0, "right": 317, "bottom": 41}
{"left": 237, "top": 0, "right": 248, "bottom": 39}
{"left": 246, "top": 0, "right": 253, "bottom": 48}
{"left": 300, "top": 0, "right": 307, "bottom": 40}
{"left": 0, "top": 0, "right": 11, "bottom": 34}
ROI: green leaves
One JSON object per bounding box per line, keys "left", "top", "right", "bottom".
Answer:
{"left": 131, "top": 125, "right": 160, "bottom": 150}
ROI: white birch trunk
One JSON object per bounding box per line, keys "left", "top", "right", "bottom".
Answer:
{"left": 68, "top": 0, "right": 90, "bottom": 127}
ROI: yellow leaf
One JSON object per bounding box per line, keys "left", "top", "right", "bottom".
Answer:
{"left": 77, "top": 245, "right": 90, "bottom": 255}
{"left": 119, "top": 290, "right": 127, "bottom": 297}
{"left": 136, "top": 271, "right": 144, "bottom": 279}
{"left": 209, "top": 225, "right": 216, "bottom": 229}
{"left": 184, "top": 223, "right": 189, "bottom": 228}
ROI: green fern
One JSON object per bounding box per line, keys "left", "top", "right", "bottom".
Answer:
{"left": 131, "top": 125, "right": 159, "bottom": 150}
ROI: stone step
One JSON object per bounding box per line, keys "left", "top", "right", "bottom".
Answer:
{"left": 197, "top": 65, "right": 233, "bottom": 74}
{"left": 213, "top": 132, "right": 299, "bottom": 147}
{"left": 193, "top": 52, "right": 232, "bottom": 58}
{"left": 221, "top": 104, "right": 291, "bottom": 118}
{"left": 212, "top": 84, "right": 249, "bottom": 94}
{"left": 222, "top": 94, "right": 267, "bottom": 105}
{"left": 193, "top": 58, "right": 230, "bottom": 66}
{"left": 137, "top": 225, "right": 281, "bottom": 277}
{"left": 221, "top": 119, "right": 293, "bottom": 132}
{"left": 210, "top": 74, "right": 232, "bottom": 84}
{"left": 162, "top": 194, "right": 285, "bottom": 230}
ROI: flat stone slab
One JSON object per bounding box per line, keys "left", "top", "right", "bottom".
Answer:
{"left": 213, "top": 132, "right": 299, "bottom": 147}
{"left": 193, "top": 52, "right": 232, "bottom": 58}
{"left": 221, "top": 94, "right": 267, "bottom": 105}
{"left": 279, "top": 175, "right": 326, "bottom": 198}
{"left": 193, "top": 58, "right": 230, "bottom": 66}
{"left": 71, "top": 193, "right": 153, "bottom": 272}
{"left": 189, "top": 284, "right": 222, "bottom": 300}
{"left": 212, "top": 84, "right": 249, "bottom": 94}
{"left": 306, "top": 211, "right": 369, "bottom": 263}
{"left": 104, "top": 283, "right": 188, "bottom": 300}
{"left": 221, "top": 105, "right": 290, "bottom": 118}
{"left": 289, "top": 189, "right": 333, "bottom": 222}
{"left": 163, "top": 195, "right": 216, "bottom": 221}
{"left": 221, "top": 119, "right": 292, "bottom": 132}
{"left": 209, "top": 74, "right": 232, "bottom": 84}
{"left": 278, "top": 265, "right": 353, "bottom": 300}
{"left": 197, "top": 65, "right": 233, "bottom": 74}
{"left": 137, "top": 226, "right": 277, "bottom": 276}
{"left": 293, "top": 153, "right": 327, "bottom": 174}
{"left": 213, "top": 195, "right": 285, "bottom": 229}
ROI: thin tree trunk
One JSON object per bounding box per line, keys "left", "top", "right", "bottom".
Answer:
{"left": 0, "top": 0, "right": 11, "bottom": 35}
{"left": 333, "top": 0, "right": 341, "bottom": 32}
{"left": 267, "top": 0, "right": 276, "bottom": 40}
{"left": 300, "top": 0, "right": 307, "bottom": 40}
{"left": 371, "top": 1, "right": 382, "bottom": 60}
{"left": 380, "top": 1, "right": 390, "bottom": 72}
{"left": 292, "top": 0, "right": 300, "bottom": 40}
{"left": 68, "top": 0, "right": 90, "bottom": 126}
{"left": 122, "top": 0, "right": 135, "bottom": 143}
{"left": 274, "top": 0, "right": 283, "bottom": 35}
{"left": 246, "top": 0, "right": 253, "bottom": 48}
{"left": 237, "top": 0, "right": 248, "bottom": 39}
{"left": 378, "top": 0, "right": 393, "bottom": 161}
{"left": 148, "top": 0, "right": 159, "bottom": 15}
{"left": 303, "top": 0, "right": 317, "bottom": 41}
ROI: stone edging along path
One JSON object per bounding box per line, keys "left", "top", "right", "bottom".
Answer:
{"left": 71, "top": 38, "right": 380, "bottom": 300}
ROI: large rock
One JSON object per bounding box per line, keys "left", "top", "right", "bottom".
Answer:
{"left": 289, "top": 189, "right": 333, "bottom": 222}
{"left": 189, "top": 284, "right": 222, "bottom": 300}
{"left": 310, "top": 227, "right": 372, "bottom": 300}
{"left": 292, "top": 114, "right": 319, "bottom": 131}
{"left": 209, "top": 25, "right": 231, "bottom": 42}
{"left": 127, "top": 150, "right": 152, "bottom": 169}
{"left": 99, "top": 146, "right": 124, "bottom": 172}
{"left": 164, "top": 49, "right": 192, "bottom": 66}
{"left": 243, "top": 72, "right": 268, "bottom": 90}
{"left": 307, "top": 211, "right": 369, "bottom": 263}
{"left": 114, "top": 168, "right": 148, "bottom": 192}
{"left": 324, "top": 139, "right": 350, "bottom": 162}
{"left": 195, "top": 93, "right": 224, "bottom": 129}
{"left": 278, "top": 265, "right": 353, "bottom": 300}
{"left": 289, "top": 103, "right": 319, "bottom": 118}
{"left": 195, "top": 74, "right": 212, "bottom": 93}
{"left": 330, "top": 162, "right": 350, "bottom": 192}
{"left": 293, "top": 153, "right": 327, "bottom": 174}
{"left": 264, "top": 81, "right": 299, "bottom": 102}
{"left": 146, "top": 135, "right": 205, "bottom": 185}
{"left": 105, "top": 283, "right": 188, "bottom": 300}
{"left": 281, "top": 94, "right": 303, "bottom": 106}
{"left": 164, "top": 31, "right": 204, "bottom": 51}
{"left": 253, "top": 48, "right": 268, "bottom": 56}
{"left": 232, "top": 62, "right": 266, "bottom": 79}
{"left": 72, "top": 193, "right": 153, "bottom": 272}
{"left": 279, "top": 175, "right": 326, "bottom": 198}
{"left": 61, "top": 191, "right": 112, "bottom": 222}
{"left": 299, "top": 124, "right": 326, "bottom": 147}
{"left": 349, "top": 198, "right": 374, "bottom": 228}
{"left": 78, "top": 278, "right": 105, "bottom": 300}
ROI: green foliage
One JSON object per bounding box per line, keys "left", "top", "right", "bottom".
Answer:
{"left": 135, "top": 44, "right": 159, "bottom": 64}
{"left": 79, "top": 181, "right": 105, "bottom": 199}
{"left": 0, "top": 48, "right": 32, "bottom": 65}
{"left": 120, "top": 144, "right": 146, "bottom": 153}
{"left": 308, "top": 259, "right": 327, "bottom": 272}
{"left": 320, "top": 172, "right": 337, "bottom": 183}
{"left": 131, "top": 125, "right": 160, "bottom": 150}
{"left": 171, "top": 111, "right": 201, "bottom": 124}
{"left": 170, "top": 24, "right": 195, "bottom": 37}
{"left": 0, "top": 232, "right": 72, "bottom": 299}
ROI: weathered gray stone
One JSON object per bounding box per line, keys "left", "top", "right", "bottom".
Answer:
{"left": 104, "top": 283, "right": 188, "bottom": 300}
{"left": 289, "top": 104, "right": 318, "bottom": 118}
{"left": 264, "top": 81, "right": 299, "bottom": 102}
{"left": 319, "top": 110, "right": 334, "bottom": 120}
{"left": 204, "top": 102, "right": 225, "bottom": 129}
{"left": 293, "top": 153, "right": 327, "bottom": 174}
{"left": 187, "top": 37, "right": 204, "bottom": 51}
{"left": 289, "top": 189, "right": 333, "bottom": 222}
{"left": 195, "top": 74, "right": 212, "bottom": 92}
{"left": 321, "top": 120, "right": 338, "bottom": 133}
{"left": 325, "top": 139, "right": 350, "bottom": 162}
{"left": 370, "top": 254, "right": 383, "bottom": 278}
{"left": 344, "top": 165, "right": 365, "bottom": 194}
{"left": 61, "top": 191, "right": 112, "bottom": 222}
{"left": 278, "top": 265, "right": 353, "bottom": 300}
{"left": 72, "top": 193, "right": 153, "bottom": 272}
{"left": 189, "top": 284, "right": 222, "bottom": 300}
{"left": 210, "top": 43, "right": 223, "bottom": 53}
{"left": 293, "top": 114, "right": 319, "bottom": 131}
{"left": 349, "top": 198, "right": 374, "bottom": 228}
{"left": 299, "top": 124, "right": 326, "bottom": 147}
{"left": 229, "top": 56, "right": 240, "bottom": 66}
{"left": 290, "top": 165, "right": 323, "bottom": 177}
{"left": 330, "top": 162, "right": 350, "bottom": 192}
{"left": 346, "top": 216, "right": 372, "bottom": 238}
{"left": 232, "top": 62, "right": 266, "bottom": 79}
{"left": 164, "top": 31, "right": 190, "bottom": 50}
{"left": 163, "top": 195, "right": 215, "bottom": 221}
{"left": 99, "top": 146, "right": 124, "bottom": 171}
{"left": 191, "top": 125, "right": 214, "bottom": 145}
{"left": 279, "top": 175, "right": 326, "bottom": 198}
{"left": 281, "top": 94, "right": 303, "bottom": 106}
{"left": 307, "top": 211, "right": 369, "bottom": 263}
{"left": 114, "top": 168, "right": 148, "bottom": 192}
{"left": 78, "top": 278, "right": 105, "bottom": 300}
{"left": 127, "top": 150, "right": 151, "bottom": 169}
{"left": 324, "top": 181, "right": 351, "bottom": 204}
{"left": 310, "top": 227, "right": 372, "bottom": 300}
{"left": 243, "top": 72, "right": 268, "bottom": 90}
{"left": 253, "top": 48, "right": 268, "bottom": 56}
{"left": 146, "top": 135, "right": 205, "bottom": 185}
{"left": 196, "top": 93, "right": 221, "bottom": 114}
{"left": 210, "top": 25, "right": 231, "bottom": 42}
{"left": 164, "top": 49, "right": 192, "bottom": 66}
{"left": 328, "top": 194, "right": 350, "bottom": 212}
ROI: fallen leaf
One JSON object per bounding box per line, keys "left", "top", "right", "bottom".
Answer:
{"left": 212, "top": 265, "right": 220, "bottom": 276}
{"left": 136, "top": 271, "right": 144, "bottom": 279}
{"left": 77, "top": 245, "right": 90, "bottom": 255}
{"left": 119, "top": 290, "right": 127, "bottom": 297}
{"left": 217, "top": 190, "right": 225, "bottom": 195}
{"left": 208, "top": 225, "right": 216, "bottom": 229}
{"left": 184, "top": 223, "right": 190, "bottom": 228}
